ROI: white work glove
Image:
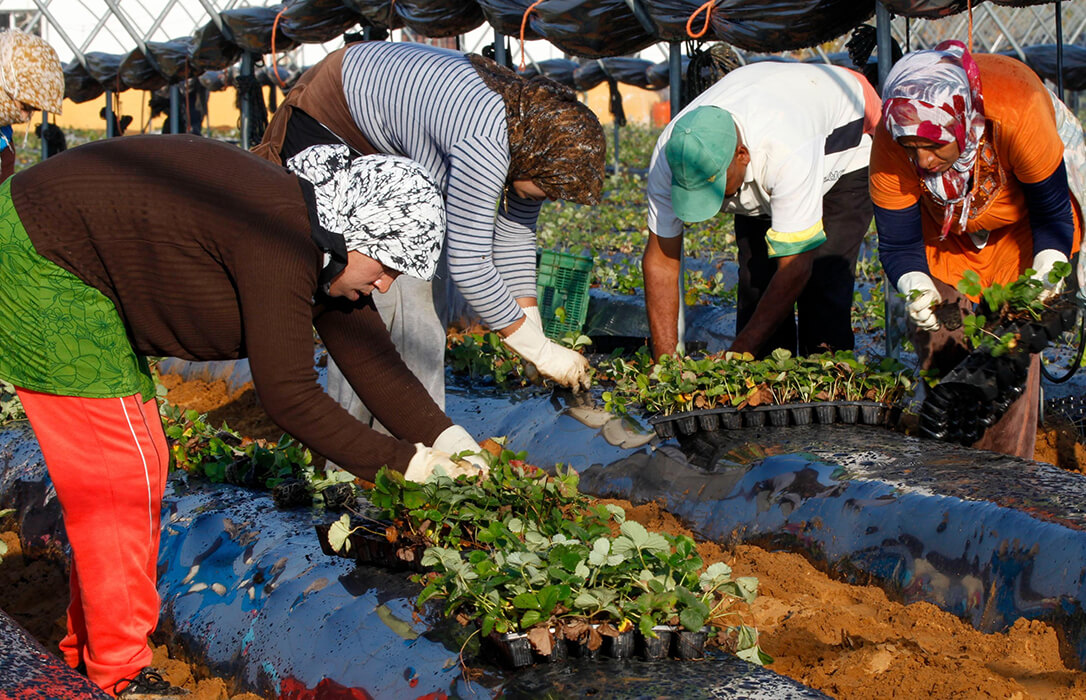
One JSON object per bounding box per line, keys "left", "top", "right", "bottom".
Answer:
{"left": 522, "top": 304, "right": 543, "bottom": 331}
{"left": 1030, "top": 249, "right": 1069, "bottom": 302}
{"left": 403, "top": 444, "right": 483, "bottom": 483}
{"left": 431, "top": 424, "right": 490, "bottom": 475}
{"left": 897, "top": 271, "right": 942, "bottom": 332}
{"left": 503, "top": 318, "right": 593, "bottom": 392}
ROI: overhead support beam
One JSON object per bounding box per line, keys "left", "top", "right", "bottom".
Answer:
{"left": 1056, "top": 1, "right": 1065, "bottom": 100}
{"left": 980, "top": 4, "right": 1028, "bottom": 62}
{"left": 31, "top": 0, "right": 88, "bottom": 70}
{"left": 101, "top": 0, "right": 150, "bottom": 57}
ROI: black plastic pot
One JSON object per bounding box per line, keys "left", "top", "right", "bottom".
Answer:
{"left": 764, "top": 405, "right": 791, "bottom": 427}
{"left": 604, "top": 629, "right": 635, "bottom": 659}
{"left": 742, "top": 408, "right": 767, "bottom": 428}
{"left": 790, "top": 403, "right": 814, "bottom": 426}
{"left": 836, "top": 402, "right": 859, "bottom": 424}
{"left": 814, "top": 403, "right": 837, "bottom": 424}
{"left": 697, "top": 413, "right": 719, "bottom": 432}
{"left": 653, "top": 419, "right": 675, "bottom": 439}
{"left": 675, "top": 628, "right": 709, "bottom": 660}
{"left": 489, "top": 632, "right": 533, "bottom": 669}
{"left": 719, "top": 408, "right": 742, "bottom": 430}
{"left": 676, "top": 414, "right": 698, "bottom": 435}
{"left": 857, "top": 401, "right": 885, "bottom": 426}
{"left": 638, "top": 626, "right": 673, "bottom": 661}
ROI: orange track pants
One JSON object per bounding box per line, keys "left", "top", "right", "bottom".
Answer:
{"left": 16, "top": 388, "right": 169, "bottom": 696}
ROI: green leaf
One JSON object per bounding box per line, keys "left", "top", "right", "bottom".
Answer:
{"left": 619, "top": 520, "right": 650, "bottom": 547}
{"left": 520, "top": 609, "right": 542, "bottom": 629}
{"left": 326, "top": 514, "right": 353, "bottom": 553}
{"left": 679, "top": 605, "right": 707, "bottom": 632}
{"left": 512, "top": 592, "right": 540, "bottom": 610}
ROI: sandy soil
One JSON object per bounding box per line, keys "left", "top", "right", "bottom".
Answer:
{"left": 610, "top": 499, "right": 1086, "bottom": 700}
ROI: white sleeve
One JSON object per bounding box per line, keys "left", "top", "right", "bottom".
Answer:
{"left": 646, "top": 135, "right": 684, "bottom": 238}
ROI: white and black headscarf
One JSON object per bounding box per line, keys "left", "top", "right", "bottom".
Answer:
{"left": 287, "top": 145, "right": 445, "bottom": 291}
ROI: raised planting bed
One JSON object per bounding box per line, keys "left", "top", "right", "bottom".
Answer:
{"left": 0, "top": 422, "right": 827, "bottom": 698}
{"left": 577, "top": 422, "right": 1086, "bottom": 669}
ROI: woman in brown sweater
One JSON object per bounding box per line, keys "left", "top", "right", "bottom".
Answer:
{"left": 0, "top": 135, "right": 484, "bottom": 695}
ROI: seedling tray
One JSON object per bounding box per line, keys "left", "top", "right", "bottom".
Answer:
{"left": 314, "top": 521, "right": 428, "bottom": 572}
{"left": 650, "top": 401, "right": 897, "bottom": 439}
{"left": 486, "top": 625, "right": 709, "bottom": 669}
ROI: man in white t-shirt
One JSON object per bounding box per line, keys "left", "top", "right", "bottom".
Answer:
{"left": 643, "top": 61, "right": 878, "bottom": 359}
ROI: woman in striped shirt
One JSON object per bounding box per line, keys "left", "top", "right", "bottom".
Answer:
{"left": 256, "top": 41, "right": 604, "bottom": 431}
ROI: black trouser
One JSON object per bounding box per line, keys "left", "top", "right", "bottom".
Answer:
{"left": 734, "top": 167, "right": 872, "bottom": 357}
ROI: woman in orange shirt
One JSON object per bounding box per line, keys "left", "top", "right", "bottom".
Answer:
{"left": 870, "top": 40, "right": 1082, "bottom": 459}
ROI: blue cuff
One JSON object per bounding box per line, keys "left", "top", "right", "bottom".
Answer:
{"left": 874, "top": 202, "right": 928, "bottom": 287}
{"left": 1021, "top": 160, "right": 1075, "bottom": 258}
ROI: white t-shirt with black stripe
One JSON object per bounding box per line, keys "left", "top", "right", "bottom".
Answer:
{"left": 648, "top": 61, "right": 872, "bottom": 258}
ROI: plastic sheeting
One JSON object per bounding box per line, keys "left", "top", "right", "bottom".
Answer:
{"left": 277, "top": 0, "right": 362, "bottom": 44}
{"left": 220, "top": 6, "right": 300, "bottom": 55}
{"left": 188, "top": 20, "right": 243, "bottom": 73}
{"left": 520, "top": 58, "right": 578, "bottom": 87}
{"left": 62, "top": 59, "right": 105, "bottom": 104}
{"left": 82, "top": 51, "right": 127, "bottom": 93}
{"left": 397, "top": 0, "right": 486, "bottom": 37}
{"left": 146, "top": 39, "right": 198, "bottom": 83}
{"left": 574, "top": 57, "right": 657, "bottom": 90}
{"left": 119, "top": 48, "right": 168, "bottom": 92}
{"left": 478, "top": 0, "right": 655, "bottom": 58}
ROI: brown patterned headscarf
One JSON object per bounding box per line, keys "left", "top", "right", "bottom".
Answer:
{"left": 0, "top": 30, "right": 63, "bottom": 124}
{"left": 469, "top": 54, "right": 604, "bottom": 205}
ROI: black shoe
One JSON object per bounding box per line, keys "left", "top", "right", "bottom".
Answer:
{"left": 114, "top": 668, "right": 189, "bottom": 698}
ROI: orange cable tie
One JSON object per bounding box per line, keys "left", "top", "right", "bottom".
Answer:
{"left": 271, "top": 7, "right": 288, "bottom": 89}
{"left": 686, "top": 0, "right": 714, "bottom": 40}
{"left": 519, "top": 0, "right": 546, "bottom": 72}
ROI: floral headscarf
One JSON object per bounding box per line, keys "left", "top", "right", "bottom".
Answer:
{"left": 468, "top": 54, "right": 605, "bottom": 205}
{"left": 882, "top": 40, "right": 985, "bottom": 239}
{"left": 0, "top": 29, "right": 63, "bottom": 125}
{"left": 287, "top": 145, "right": 446, "bottom": 287}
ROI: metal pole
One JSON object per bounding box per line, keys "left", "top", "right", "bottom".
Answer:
{"left": 669, "top": 41, "right": 686, "bottom": 355}
{"left": 1056, "top": 1, "right": 1065, "bottom": 102}
{"left": 239, "top": 53, "right": 253, "bottom": 150}
{"left": 169, "top": 84, "right": 181, "bottom": 135}
{"left": 39, "top": 111, "right": 48, "bottom": 159}
{"left": 876, "top": 2, "right": 893, "bottom": 89}
{"left": 612, "top": 122, "right": 620, "bottom": 174}
{"left": 668, "top": 42, "right": 682, "bottom": 118}
{"left": 104, "top": 91, "right": 115, "bottom": 138}
{"left": 494, "top": 30, "right": 507, "bottom": 67}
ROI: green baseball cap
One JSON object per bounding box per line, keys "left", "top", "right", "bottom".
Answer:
{"left": 665, "top": 106, "right": 737, "bottom": 223}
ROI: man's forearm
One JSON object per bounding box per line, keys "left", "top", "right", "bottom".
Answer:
{"left": 645, "top": 261, "right": 681, "bottom": 360}
{"left": 731, "top": 252, "right": 814, "bottom": 355}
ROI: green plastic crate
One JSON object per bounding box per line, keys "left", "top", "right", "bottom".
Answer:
{"left": 536, "top": 250, "right": 593, "bottom": 340}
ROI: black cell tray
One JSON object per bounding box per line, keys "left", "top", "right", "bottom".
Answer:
{"left": 314, "top": 521, "right": 428, "bottom": 572}
{"left": 486, "top": 625, "right": 708, "bottom": 669}
{"left": 650, "top": 401, "right": 897, "bottom": 439}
